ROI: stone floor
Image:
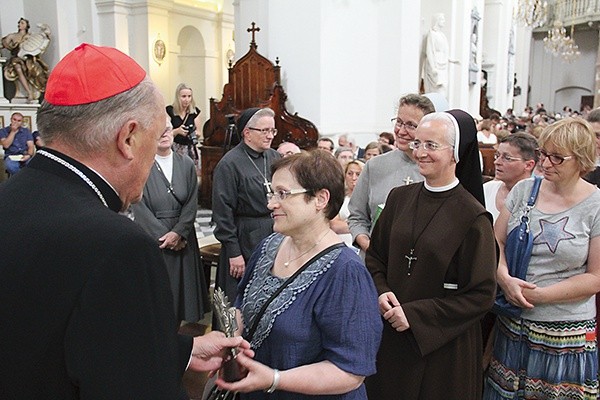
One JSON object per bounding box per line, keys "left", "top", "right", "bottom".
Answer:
{"left": 195, "top": 208, "right": 215, "bottom": 240}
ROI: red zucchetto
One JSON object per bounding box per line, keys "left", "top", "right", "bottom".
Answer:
{"left": 44, "top": 43, "right": 146, "bottom": 106}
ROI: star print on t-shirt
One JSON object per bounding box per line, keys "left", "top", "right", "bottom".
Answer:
{"left": 533, "top": 216, "right": 575, "bottom": 254}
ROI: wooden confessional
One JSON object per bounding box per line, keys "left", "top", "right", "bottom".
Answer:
{"left": 200, "top": 23, "right": 319, "bottom": 208}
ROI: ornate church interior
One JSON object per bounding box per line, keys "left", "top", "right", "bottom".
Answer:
{"left": 2, "top": 0, "right": 599, "bottom": 148}
{"left": 3, "top": 2, "right": 600, "bottom": 398}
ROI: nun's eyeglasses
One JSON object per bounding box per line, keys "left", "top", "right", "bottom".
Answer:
{"left": 248, "top": 127, "right": 278, "bottom": 136}
{"left": 409, "top": 140, "right": 452, "bottom": 152}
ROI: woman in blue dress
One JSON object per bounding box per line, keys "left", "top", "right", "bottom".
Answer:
{"left": 216, "top": 150, "right": 382, "bottom": 399}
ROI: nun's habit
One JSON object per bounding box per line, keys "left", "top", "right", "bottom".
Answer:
{"left": 365, "top": 109, "right": 497, "bottom": 400}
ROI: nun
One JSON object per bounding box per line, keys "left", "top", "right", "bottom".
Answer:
{"left": 365, "top": 110, "right": 497, "bottom": 400}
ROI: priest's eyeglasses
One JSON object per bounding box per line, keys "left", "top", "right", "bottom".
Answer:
{"left": 494, "top": 152, "right": 524, "bottom": 162}
{"left": 391, "top": 118, "right": 418, "bottom": 132}
{"left": 248, "top": 127, "right": 278, "bottom": 136}
{"left": 267, "top": 188, "right": 308, "bottom": 202}
{"left": 536, "top": 148, "right": 573, "bottom": 165}
{"left": 409, "top": 140, "right": 452, "bottom": 152}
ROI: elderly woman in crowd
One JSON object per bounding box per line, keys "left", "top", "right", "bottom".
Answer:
{"left": 131, "top": 117, "right": 208, "bottom": 324}
{"left": 484, "top": 118, "right": 600, "bottom": 399}
{"left": 335, "top": 146, "right": 354, "bottom": 168}
{"left": 366, "top": 110, "right": 497, "bottom": 400}
{"left": 483, "top": 133, "right": 538, "bottom": 221}
{"left": 216, "top": 150, "right": 382, "bottom": 399}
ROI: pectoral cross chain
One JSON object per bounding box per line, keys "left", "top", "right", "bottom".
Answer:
{"left": 405, "top": 248, "right": 417, "bottom": 275}
{"left": 263, "top": 180, "right": 272, "bottom": 193}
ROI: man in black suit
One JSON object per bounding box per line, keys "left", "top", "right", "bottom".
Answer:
{"left": 0, "top": 43, "right": 248, "bottom": 399}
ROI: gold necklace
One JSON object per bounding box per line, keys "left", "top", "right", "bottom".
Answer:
{"left": 283, "top": 230, "right": 331, "bottom": 267}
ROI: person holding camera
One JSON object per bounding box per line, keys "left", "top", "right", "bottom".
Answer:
{"left": 166, "top": 83, "right": 202, "bottom": 173}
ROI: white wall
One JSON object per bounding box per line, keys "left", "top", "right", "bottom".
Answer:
{"left": 529, "top": 28, "right": 597, "bottom": 113}
{"left": 235, "top": 0, "right": 422, "bottom": 147}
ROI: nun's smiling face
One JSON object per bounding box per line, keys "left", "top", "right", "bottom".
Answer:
{"left": 412, "top": 119, "right": 456, "bottom": 186}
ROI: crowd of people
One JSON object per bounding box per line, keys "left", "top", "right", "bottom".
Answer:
{"left": 1, "top": 42, "right": 600, "bottom": 400}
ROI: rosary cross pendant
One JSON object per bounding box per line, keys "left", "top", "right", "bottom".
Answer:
{"left": 405, "top": 248, "right": 417, "bottom": 275}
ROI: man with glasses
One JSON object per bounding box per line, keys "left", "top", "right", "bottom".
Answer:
{"left": 212, "top": 107, "right": 281, "bottom": 304}
{"left": 483, "top": 133, "right": 538, "bottom": 221}
{"left": 348, "top": 94, "right": 435, "bottom": 254}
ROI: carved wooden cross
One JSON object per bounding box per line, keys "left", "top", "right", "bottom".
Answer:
{"left": 247, "top": 22, "right": 261, "bottom": 43}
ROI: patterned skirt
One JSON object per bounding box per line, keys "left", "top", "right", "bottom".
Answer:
{"left": 483, "top": 316, "right": 598, "bottom": 400}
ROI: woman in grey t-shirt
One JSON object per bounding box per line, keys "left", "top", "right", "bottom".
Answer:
{"left": 484, "top": 118, "right": 600, "bottom": 399}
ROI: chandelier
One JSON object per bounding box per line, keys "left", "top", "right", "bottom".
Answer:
{"left": 543, "top": 21, "right": 569, "bottom": 56}
{"left": 560, "top": 26, "right": 581, "bottom": 63}
{"left": 515, "top": 0, "right": 548, "bottom": 28}
{"left": 542, "top": 0, "right": 581, "bottom": 64}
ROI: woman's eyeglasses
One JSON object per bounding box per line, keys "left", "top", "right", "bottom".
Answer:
{"left": 266, "top": 188, "right": 308, "bottom": 202}
{"left": 391, "top": 118, "right": 418, "bottom": 132}
{"left": 248, "top": 127, "right": 278, "bottom": 136}
{"left": 494, "top": 152, "right": 525, "bottom": 162}
{"left": 536, "top": 148, "right": 573, "bottom": 165}
{"left": 409, "top": 140, "right": 452, "bottom": 152}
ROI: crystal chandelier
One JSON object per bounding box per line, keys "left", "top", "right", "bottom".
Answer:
{"left": 515, "top": 0, "right": 548, "bottom": 28}
{"left": 561, "top": 26, "right": 581, "bottom": 63}
{"left": 543, "top": 21, "right": 569, "bottom": 56}
{"left": 542, "top": 0, "right": 581, "bottom": 64}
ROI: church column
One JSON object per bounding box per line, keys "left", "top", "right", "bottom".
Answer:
{"left": 95, "top": 0, "right": 131, "bottom": 50}
{"left": 513, "top": 24, "right": 533, "bottom": 114}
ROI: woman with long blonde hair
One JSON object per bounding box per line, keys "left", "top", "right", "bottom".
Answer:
{"left": 166, "top": 83, "right": 203, "bottom": 172}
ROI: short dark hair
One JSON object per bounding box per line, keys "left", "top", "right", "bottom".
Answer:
{"left": 499, "top": 132, "right": 539, "bottom": 163}
{"left": 271, "top": 150, "right": 344, "bottom": 220}
{"left": 399, "top": 94, "right": 435, "bottom": 115}
{"left": 317, "top": 137, "right": 334, "bottom": 150}
{"left": 379, "top": 131, "right": 394, "bottom": 145}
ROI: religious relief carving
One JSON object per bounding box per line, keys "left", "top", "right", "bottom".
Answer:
{"left": 469, "top": 7, "right": 481, "bottom": 85}
{"left": 152, "top": 35, "right": 166, "bottom": 65}
{"left": 0, "top": 17, "right": 51, "bottom": 103}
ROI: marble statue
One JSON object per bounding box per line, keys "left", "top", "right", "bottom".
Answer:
{"left": 423, "top": 13, "right": 449, "bottom": 97}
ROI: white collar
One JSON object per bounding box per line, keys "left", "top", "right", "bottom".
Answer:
{"left": 424, "top": 178, "right": 459, "bottom": 192}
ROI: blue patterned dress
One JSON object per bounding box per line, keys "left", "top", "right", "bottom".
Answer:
{"left": 235, "top": 233, "right": 382, "bottom": 399}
